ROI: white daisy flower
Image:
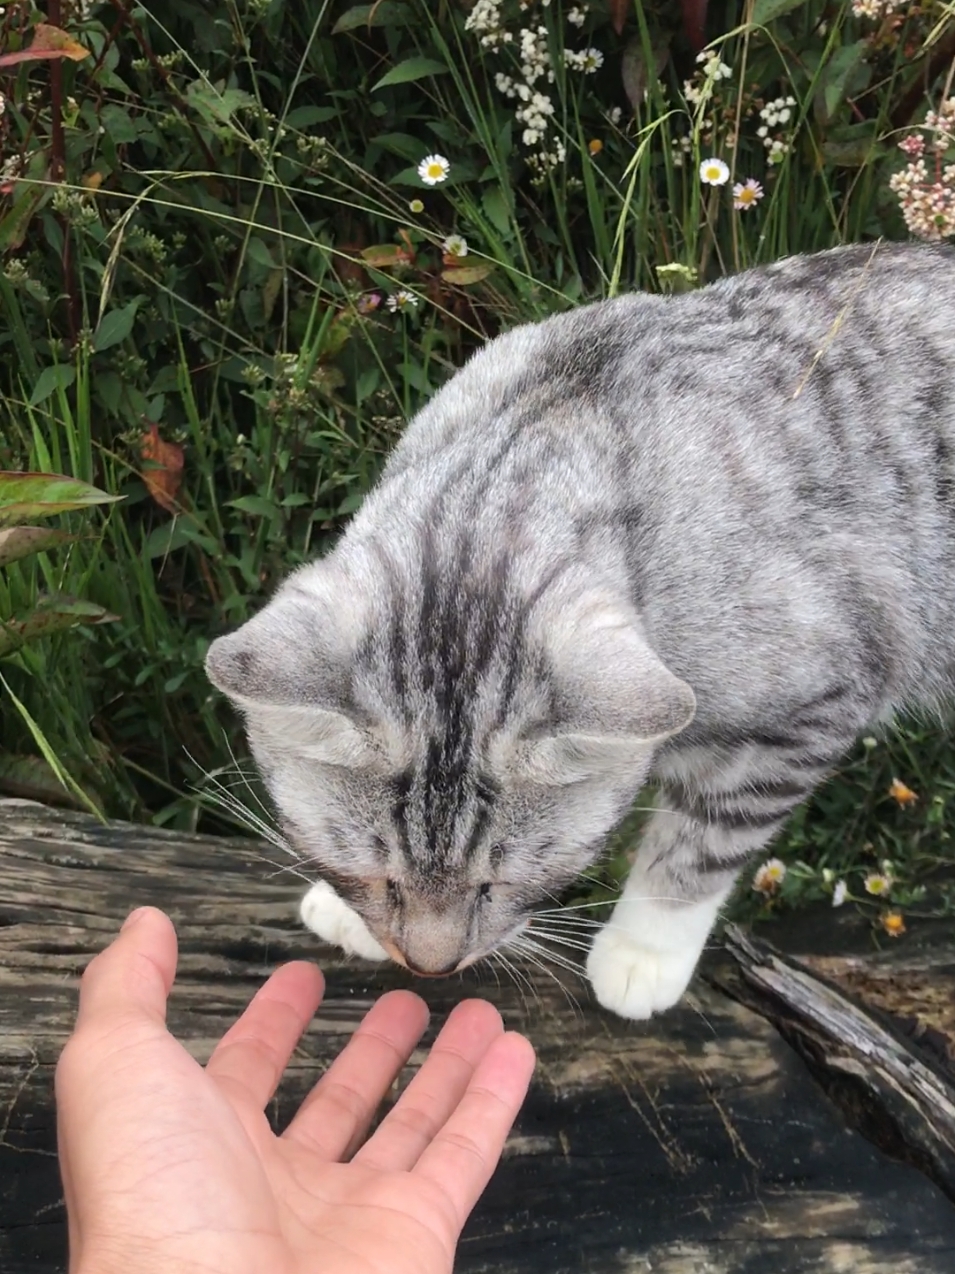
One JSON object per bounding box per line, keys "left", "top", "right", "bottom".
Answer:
{"left": 732, "top": 177, "right": 764, "bottom": 210}
{"left": 417, "top": 154, "right": 450, "bottom": 185}
{"left": 752, "top": 857, "right": 787, "bottom": 894}
{"left": 442, "top": 234, "right": 468, "bottom": 258}
{"left": 386, "top": 289, "right": 419, "bottom": 312}
{"left": 832, "top": 879, "right": 847, "bottom": 907}
{"left": 699, "top": 156, "right": 730, "bottom": 186}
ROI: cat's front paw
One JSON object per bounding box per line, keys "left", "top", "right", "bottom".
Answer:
{"left": 299, "top": 881, "right": 387, "bottom": 961}
{"left": 586, "top": 925, "right": 699, "bottom": 1021}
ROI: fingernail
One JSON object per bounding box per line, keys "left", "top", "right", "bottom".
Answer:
{"left": 121, "top": 907, "right": 150, "bottom": 931}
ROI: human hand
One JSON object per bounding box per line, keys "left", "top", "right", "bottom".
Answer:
{"left": 56, "top": 906, "right": 535, "bottom": 1274}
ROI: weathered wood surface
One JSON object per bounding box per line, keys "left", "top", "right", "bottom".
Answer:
{"left": 2, "top": 798, "right": 955, "bottom": 1274}
{"left": 711, "top": 921, "right": 955, "bottom": 1201}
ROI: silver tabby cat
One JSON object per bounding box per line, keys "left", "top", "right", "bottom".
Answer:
{"left": 206, "top": 241, "right": 955, "bottom": 1020}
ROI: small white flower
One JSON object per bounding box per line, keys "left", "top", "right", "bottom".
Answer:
{"left": 442, "top": 233, "right": 468, "bottom": 258}
{"left": 580, "top": 47, "right": 604, "bottom": 73}
{"left": 732, "top": 177, "right": 764, "bottom": 211}
{"left": 567, "top": 4, "right": 587, "bottom": 27}
{"left": 386, "top": 289, "right": 419, "bottom": 312}
{"left": 832, "top": 879, "right": 847, "bottom": 907}
{"left": 417, "top": 154, "right": 450, "bottom": 185}
{"left": 608, "top": 106, "right": 622, "bottom": 125}
{"left": 864, "top": 871, "right": 892, "bottom": 897}
{"left": 699, "top": 156, "right": 730, "bottom": 186}
{"left": 753, "top": 857, "right": 787, "bottom": 894}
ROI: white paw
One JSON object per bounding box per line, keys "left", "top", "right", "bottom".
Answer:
{"left": 586, "top": 925, "right": 700, "bottom": 1021}
{"left": 299, "top": 881, "right": 387, "bottom": 962}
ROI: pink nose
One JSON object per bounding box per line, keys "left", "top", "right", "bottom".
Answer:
{"left": 404, "top": 959, "right": 458, "bottom": 977}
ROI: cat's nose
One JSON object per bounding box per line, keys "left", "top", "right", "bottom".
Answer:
{"left": 405, "top": 958, "right": 458, "bottom": 977}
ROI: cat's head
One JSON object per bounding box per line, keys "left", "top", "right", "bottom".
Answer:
{"left": 205, "top": 549, "right": 695, "bottom": 974}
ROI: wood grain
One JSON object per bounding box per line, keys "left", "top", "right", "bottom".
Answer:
{"left": 2, "top": 799, "right": 954, "bottom": 1273}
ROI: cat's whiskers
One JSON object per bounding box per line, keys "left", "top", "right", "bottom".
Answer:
{"left": 506, "top": 937, "right": 584, "bottom": 1019}
{"left": 511, "top": 933, "right": 585, "bottom": 980}
{"left": 524, "top": 927, "right": 594, "bottom": 955}
{"left": 188, "top": 753, "right": 302, "bottom": 863}
{"left": 491, "top": 950, "right": 536, "bottom": 1015}
{"left": 258, "top": 856, "right": 317, "bottom": 888}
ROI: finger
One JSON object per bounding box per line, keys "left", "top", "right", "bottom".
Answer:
{"left": 354, "top": 999, "right": 504, "bottom": 1173}
{"left": 283, "top": 989, "right": 429, "bottom": 1160}
{"left": 206, "top": 962, "right": 324, "bottom": 1110}
{"left": 412, "top": 1032, "right": 535, "bottom": 1232}
{"left": 75, "top": 907, "right": 177, "bottom": 1031}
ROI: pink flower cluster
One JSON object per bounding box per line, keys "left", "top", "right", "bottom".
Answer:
{"left": 889, "top": 98, "right": 955, "bottom": 242}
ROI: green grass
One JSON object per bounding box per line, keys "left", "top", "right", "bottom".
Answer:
{"left": 1, "top": 0, "right": 954, "bottom": 936}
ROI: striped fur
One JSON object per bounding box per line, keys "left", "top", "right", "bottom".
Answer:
{"left": 207, "top": 242, "right": 955, "bottom": 1018}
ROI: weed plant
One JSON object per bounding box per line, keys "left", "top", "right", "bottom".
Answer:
{"left": 1, "top": 0, "right": 953, "bottom": 935}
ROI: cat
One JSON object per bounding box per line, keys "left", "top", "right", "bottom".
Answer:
{"left": 206, "top": 241, "right": 955, "bottom": 1021}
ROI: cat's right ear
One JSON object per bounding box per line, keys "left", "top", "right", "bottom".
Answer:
{"left": 205, "top": 571, "right": 372, "bottom": 766}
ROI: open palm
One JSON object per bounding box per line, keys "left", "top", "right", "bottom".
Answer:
{"left": 55, "top": 907, "right": 535, "bottom": 1274}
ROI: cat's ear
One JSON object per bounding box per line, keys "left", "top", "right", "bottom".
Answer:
{"left": 515, "top": 591, "right": 696, "bottom": 786}
{"left": 205, "top": 569, "right": 372, "bottom": 767}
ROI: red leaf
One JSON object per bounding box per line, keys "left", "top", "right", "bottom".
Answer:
{"left": 679, "top": 0, "right": 709, "bottom": 51}
{"left": 140, "top": 425, "right": 184, "bottom": 514}
{"left": 0, "top": 24, "right": 90, "bottom": 69}
{"left": 609, "top": 0, "right": 629, "bottom": 35}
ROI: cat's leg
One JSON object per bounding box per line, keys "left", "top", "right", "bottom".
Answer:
{"left": 300, "top": 880, "right": 387, "bottom": 961}
{"left": 587, "top": 740, "right": 846, "bottom": 1019}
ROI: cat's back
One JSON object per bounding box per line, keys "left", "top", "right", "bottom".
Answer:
{"left": 349, "top": 242, "right": 955, "bottom": 560}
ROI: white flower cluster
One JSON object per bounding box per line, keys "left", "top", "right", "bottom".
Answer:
{"left": 464, "top": 0, "right": 514, "bottom": 47}
{"left": 467, "top": 2, "right": 598, "bottom": 178}
{"left": 888, "top": 98, "right": 955, "bottom": 241}
{"left": 851, "top": 0, "right": 905, "bottom": 18}
{"left": 757, "top": 95, "right": 796, "bottom": 165}
{"left": 683, "top": 48, "right": 732, "bottom": 109}
{"left": 564, "top": 47, "right": 604, "bottom": 73}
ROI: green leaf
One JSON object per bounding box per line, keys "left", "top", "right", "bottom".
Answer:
{"left": 333, "top": 2, "right": 412, "bottom": 32}
{"left": 0, "top": 595, "right": 118, "bottom": 657}
{"left": 371, "top": 57, "right": 448, "bottom": 91}
{"left": 482, "top": 185, "right": 513, "bottom": 236}
{"left": 821, "top": 122, "right": 881, "bottom": 167}
{"left": 0, "top": 671, "right": 105, "bottom": 819}
{"left": 227, "top": 494, "right": 281, "bottom": 519}
{"left": 0, "top": 751, "right": 91, "bottom": 808}
{"left": 142, "top": 517, "right": 218, "bottom": 559}
{"left": 0, "top": 472, "right": 121, "bottom": 527}
{"left": 0, "top": 525, "right": 75, "bottom": 567}
{"left": 441, "top": 264, "right": 494, "bottom": 284}
{"left": 246, "top": 236, "right": 276, "bottom": 268}
{"left": 370, "top": 132, "right": 429, "bottom": 162}
{"left": 815, "top": 42, "right": 869, "bottom": 126}
{"left": 284, "top": 105, "right": 339, "bottom": 127}
{"left": 751, "top": 0, "right": 808, "bottom": 24}
{"left": 185, "top": 80, "right": 256, "bottom": 126}
{"left": 94, "top": 299, "right": 141, "bottom": 352}
{"left": 99, "top": 103, "right": 140, "bottom": 144}
{"left": 29, "top": 363, "right": 75, "bottom": 405}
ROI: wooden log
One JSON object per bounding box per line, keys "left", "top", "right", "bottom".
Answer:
{"left": 709, "top": 923, "right": 955, "bottom": 1201}
{"left": 2, "top": 798, "right": 955, "bottom": 1273}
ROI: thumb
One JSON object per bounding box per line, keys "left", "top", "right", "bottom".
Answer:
{"left": 75, "top": 907, "right": 178, "bottom": 1031}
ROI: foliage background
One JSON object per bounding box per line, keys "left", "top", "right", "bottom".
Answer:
{"left": 1, "top": 0, "right": 954, "bottom": 927}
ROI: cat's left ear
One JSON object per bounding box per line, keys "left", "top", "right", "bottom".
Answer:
{"left": 512, "top": 590, "right": 696, "bottom": 786}
{"left": 205, "top": 566, "right": 373, "bottom": 766}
